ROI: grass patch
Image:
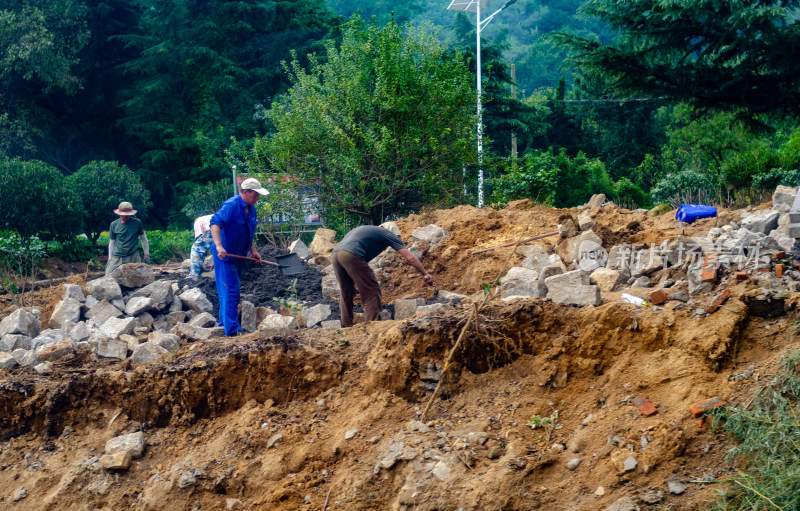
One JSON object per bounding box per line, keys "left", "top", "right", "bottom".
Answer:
{"left": 711, "top": 350, "right": 800, "bottom": 510}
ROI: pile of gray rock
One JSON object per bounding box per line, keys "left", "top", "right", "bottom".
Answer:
{"left": 0, "top": 262, "right": 340, "bottom": 373}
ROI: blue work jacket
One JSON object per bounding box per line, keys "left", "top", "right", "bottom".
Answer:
{"left": 210, "top": 195, "right": 258, "bottom": 263}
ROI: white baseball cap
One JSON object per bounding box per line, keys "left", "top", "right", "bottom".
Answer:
{"left": 240, "top": 177, "right": 269, "bottom": 195}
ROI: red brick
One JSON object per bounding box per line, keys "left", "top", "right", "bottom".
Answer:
{"left": 649, "top": 289, "right": 669, "bottom": 305}
{"left": 631, "top": 395, "right": 659, "bottom": 417}
{"left": 794, "top": 261, "right": 800, "bottom": 270}
{"left": 706, "top": 288, "right": 731, "bottom": 314}
{"left": 776, "top": 264, "right": 784, "bottom": 278}
{"left": 701, "top": 253, "right": 718, "bottom": 283}
{"left": 774, "top": 251, "right": 786, "bottom": 260}
{"left": 690, "top": 397, "right": 723, "bottom": 418}
{"left": 734, "top": 271, "right": 748, "bottom": 282}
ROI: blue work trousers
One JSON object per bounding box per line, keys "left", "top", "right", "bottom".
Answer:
{"left": 213, "top": 256, "right": 243, "bottom": 336}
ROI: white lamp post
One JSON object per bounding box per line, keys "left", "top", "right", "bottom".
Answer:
{"left": 447, "top": 0, "right": 517, "bottom": 208}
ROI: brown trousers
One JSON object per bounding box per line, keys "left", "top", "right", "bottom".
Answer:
{"left": 331, "top": 250, "right": 382, "bottom": 327}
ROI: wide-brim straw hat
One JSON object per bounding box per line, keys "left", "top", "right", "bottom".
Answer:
{"left": 114, "top": 201, "right": 137, "bottom": 215}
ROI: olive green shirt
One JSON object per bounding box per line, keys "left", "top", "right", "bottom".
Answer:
{"left": 109, "top": 218, "right": 144, "bottom": 257}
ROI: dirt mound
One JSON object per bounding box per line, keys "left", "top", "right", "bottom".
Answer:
{"left": 0, "top": 201, "right": 793, "bottom": 510}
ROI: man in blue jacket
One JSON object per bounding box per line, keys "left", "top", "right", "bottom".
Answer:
{"left": 210, "top": 178, "right": 269, "bottom": 336}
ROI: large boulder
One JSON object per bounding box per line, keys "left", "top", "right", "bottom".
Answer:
{"left": 130, "top": 281, "right": 175, "bottom": 311}
{"left": 34, "top": 337, "right": 75, "bottom": 361}
{"left": 412, "top": 224, "right": 448, "bottom": 247}
{"left": 258, "top": 314, "right": 297, "bottom": 337}
{"left": 124, "top": 296, "right": 154, "bottom": 317}
{"left": 740, "top": 210, "right": 780, "bottom": 235}
{"left": 86, "top": 277, "right": 122, "bottom": 302}
{"left": 773, "top": 185, "right": 796, "bottom": 210}
{"left": 131, "top": 342, "right": 169, "bottom": 364}
{"left": 110, "top": 263, "right": 155, "bottom": 288}
{"left": 105, "top": 432, "right": 145, "bottom": 459}
{"left": 309, "top": 228, "right": 337, "bottom": 256}
{"left": 49, "top": 298, "right": 83, "bottom": 329}
{"left": 547, "top": 285, "right": 602, "bottom": 306}
{"left": 0, "top": 334, "right": 32, "bottom": 352}
{"left": 96, "top": 339, "right": 129, "bottom": 360}
{"left": 288, "top": 239, "right": 313, "bottom": 261}
{"left": 302, "top": 304, "right": 332, "bottom": 328}
{"left": 179, "top": 288, "right": 213, "bottom": 313}
{"left": 394, "top": 298, "right": 425, "bottom": 320}
{"left": 240, "top": 300, "right": 257, "bottom": 333}
{"left": 99, "top": 317, "right": 137, "bottom": 339}
{"left": 558, "top": 230, "right": 603, "bottom": 266}
{"left": 500, "top": 267, "right": 544, "bottom": 298}
{"left": 62, "top": 284, "right": 85, "bottom": 302}
{"left": 0, "top": 309, "right": 41, "bottom": 338}
{"left": 590, "top": 268, "right": 623, "bottom": 292}
{"left": 84, "top": 300, "right": 123, "bottom": 325}
{"left": 172, "top": 323, "right": 224, "bottom": 341}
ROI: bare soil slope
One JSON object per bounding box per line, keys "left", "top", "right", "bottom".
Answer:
{"left": 0, "top": 201, "right": 794, "bottom": 511}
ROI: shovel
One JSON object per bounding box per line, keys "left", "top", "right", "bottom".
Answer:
{"left": 223, "top": 252, "right": 304, "bottom": 276}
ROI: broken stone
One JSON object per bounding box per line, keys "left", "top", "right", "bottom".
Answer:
{"left": 604, "top": 496, "right": 637, "bottom": 511}
{"left": 437, "top": 290, "right": 467, "bottom": 303}
{"left": 62, "top": 283, "right": 85, "bottom": 302}
{"left": 240, "top": 300, "right": 257, "bottom": 332}
{"left": 566, "top": 458, "right": 582, "bottom": 470}
{"left": 303, "top": 303, "right": 332, "bottom": 328}
{"left": 590, "top": 268, "right": 622, "bottom": 292}
{"left": 547, "top": 285, "right": 601, "bottom": 307}
{"left": 345, "top": 428, "right": 359, "bottom": 440}
{"left": 179, "top": 288, "right": 213, "bottom": 313}
{"left": 0, "top": 334, "right": 32, "bottom": 352}
{"left": 106, "top": 431, "right": 145, "bottom": 459}
{"left": 267, "top": 433, "right": 283, "bottom": 448}
{"left": 189, "top": 312, "right": 217, "bottom": 328}
{"left": 99, "top": 316, "right": 137, "bottom": 339}
{"left": 0, "top": 353, "right": 18, "bottom": 369}
{"left": 587, "top": 194, "right": 606, "bottom": 208}
{"left": 416, "top": 303, "right": 449, "bottom": 315}
{"left": 309, "top": 228, "right": 337, "bottom": 256}
{"left": 741, "top": 210, "right": 780, "bottom": 235}
{"left": 321, "top": 274, "right": 340, "bottom": 301}
{"left": 394, "top": 298, "right": 425, "bottom": 320}
{"left": 172, "top": 323, "right": 224, "bottom": 341}
{"left": 667, "top": 478, "right": 688, "bottom": 495}
{"left": 432, "top": 460, "right": 452, "bottom": 481}
{"left": 34, "top": 337, "right": 75, "bottom": 361}
{"left": 110, "top": 263, "right": 155, "bottom": 288}
{"left": 100, "top": 451, "right": 132, "bottom": 470}
{"left": 412, "top": 224, "right": 448, "bottom": 247}
{"left": 148, "top": 332, "right": 180, "bottom": 350}
{"left": 86, "top": 276, "right": 123, "bottom": 302}
{"left": 320, "top": 319, "right": 342, "bottom": 329}
{"left": 288, "top": 239, "right": 313, "bottom": 260}
{"left": 131, "top": 342, "right": 168, "bottom": 364}
{"left": 124, "top": 296, "right": 154, "bottom": 316}
{"left": 578, "top": 210, "right": 594, "bottom": 230}
{"left": 258, "top": 314, "right": 297, "bottom": 337}
{"left": 0, "top": 309, "right": 41, "bottom": 338}
{"left": 96, "top": 339, "right": 129, "bottom": 360}
{"left": 500, "top": 267, "right": 542, "bottom": 298}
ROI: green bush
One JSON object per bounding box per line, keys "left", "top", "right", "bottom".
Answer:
{"left": 650, "top": 170, "right": 720, "bottom": 206}
{"left": 46, "top": 236, "right": 98, "bottom": 263}
{"left": 0, "top": 231, "right": 47, "bottom": 276}
{"left": 751, "top": 167, "right": 800, "bottom": 191}
{"left": 555, "top": 152, "right": 616, "bottom": 208}
{"left": 67, "top": 161, "right": 151, "bottom": 242}
{"left": 490, "top": 153, "right": 558, "bottom": 205}
{"left": 0, "top": 158, "right": 83, "bottom": 241}
{"left": 711, "top": 351, "right": 800, "bottom": 510}
{"left": 146, "top": 230, "right": 193, "bottom": 264}
{"left": 614, "top": 177, "right": 650, "bottom": 209}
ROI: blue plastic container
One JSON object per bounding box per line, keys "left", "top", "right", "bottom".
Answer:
{"left": 675, "top": 204, "right": 717, "bottom": 223}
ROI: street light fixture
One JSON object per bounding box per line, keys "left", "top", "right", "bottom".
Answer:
{"left": 447, "top": 0, "right": 517, "bottom": 208}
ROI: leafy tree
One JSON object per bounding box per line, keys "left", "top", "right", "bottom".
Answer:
{"left": 260, "top": 16, "right": 475, "bottom": 225}
{"left": 117, "top": 0, "right": 341, "bottom": 224}
{"left": 552, "top": 0, "right": 800, "bottom": 117}
{"left": 0, "top": 0, "right": 89, "bottom": 158}
{"left": 490, "top": 153, "right": 558, "bottom": 205}
{"left": 67, "top": 161, "right": 151, "bottom": 242}
{"left": 0, "top": 158, "right": 83, "bottom": 243}
{"left": 549, "top": 148, "right": 615, "bottom": 207}
{"left": 171, "top": 178, "right": 233, "bottom": 230}
{"left": 327, "top": 0, "right": 424, "bottom": 24}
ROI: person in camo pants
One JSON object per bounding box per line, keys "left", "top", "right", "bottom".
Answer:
{"left": 189, "top": 214, "right": 213, "bottom": 279}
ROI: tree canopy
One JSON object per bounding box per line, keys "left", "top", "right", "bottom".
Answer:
{"left": 552, "top": 0, "right": 800, "bottom": 117}
{"left": 258, "top": 16, "right": 475, "bottom": 225}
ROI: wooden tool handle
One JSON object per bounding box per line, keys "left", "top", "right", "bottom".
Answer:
{"left": 223, "top": 253, "right": 279, "bottom": 267}
{"left": 471, "top": 230, "right": 561, "bottom": 255}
